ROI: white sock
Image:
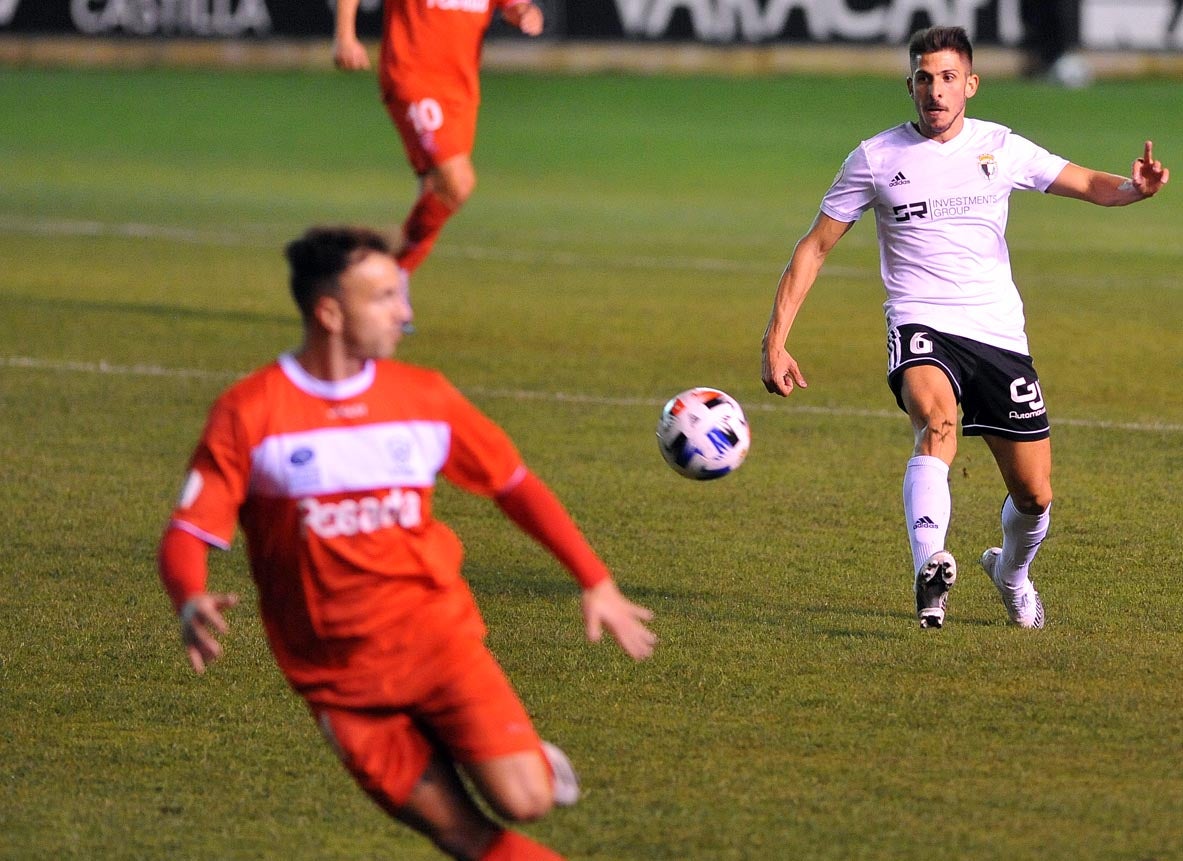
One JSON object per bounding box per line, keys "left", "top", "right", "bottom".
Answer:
{"left": 903, "top": 455, "right": 951, "bottom": 575}
{"left": 999, "top": 495, "right": 1050, "bottom": 590}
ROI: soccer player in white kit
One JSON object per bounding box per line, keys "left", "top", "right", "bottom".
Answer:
{"left": 761, "top": 26, "right": 1169, "bottom": 629}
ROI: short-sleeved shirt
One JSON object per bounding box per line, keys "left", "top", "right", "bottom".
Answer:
{"left": 169, "top": 353, "right": 525, "bottom": 705}
{"left": 379, "top": 0, "right": 521, "bottom": 103}
{"left": 821, "top": 118, "right": 1069, "bottom": 354}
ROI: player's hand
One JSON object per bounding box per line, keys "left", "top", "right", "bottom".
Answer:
{"left": 503, "top": 1, "right": 544, "bottom": 36}
{"left": 581, "top": 579, "right": 656, "bottom": 661}
{"left": 333, "top": 34, "right": 371, "bottom": 71}
{"left": 1132, "top": 140, "right": 1169, "bottom": 197}
{"left": 179, "top": 593, "right": 239, "bottom": 674}
{"left": 761, "top": 343, "right": 808, "bottom": 397}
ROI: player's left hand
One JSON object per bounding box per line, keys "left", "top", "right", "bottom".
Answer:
{"left": 503, "top": 1, "right": 544, "bottom": 36}
{"left": 1132, "top": 140, "right": 1169, "bottom": 196}
{"left": 581, "top": 579, "right": 656, "bottom": 661}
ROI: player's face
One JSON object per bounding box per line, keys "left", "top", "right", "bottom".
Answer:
{"left": 907, "top": 49, "right": 979, "bottom": 142}
{"left": 336, "top": 251, "right": 413, "bottom": 360}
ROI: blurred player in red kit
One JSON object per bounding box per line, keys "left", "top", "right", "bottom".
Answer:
{"left": 158, "top": 226, "right": 656, "bottom": 860}
{"left": 333, "top": 0, "right": 544, "bottom": 287}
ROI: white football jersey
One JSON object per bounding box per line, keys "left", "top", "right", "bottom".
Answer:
{"left": 821, "top": 118, "right": 1069, "bottom": 354}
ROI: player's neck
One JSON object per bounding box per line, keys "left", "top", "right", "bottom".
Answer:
{"left": 913, "top": 114, "right": 968, "bottom": 143}
{"left": 292, "top": 341, "right": 367, "bottom": 382}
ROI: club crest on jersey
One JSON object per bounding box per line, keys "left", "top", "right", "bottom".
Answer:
{"left": 978, "top": 153, "right": 998, "bottom": 180}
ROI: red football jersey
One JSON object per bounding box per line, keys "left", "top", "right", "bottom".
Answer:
{"left": 169, "top": 354, "right": 525, "bottom": 702}
{"left": 378, "top": 0, "right": 521, "bottom": 102}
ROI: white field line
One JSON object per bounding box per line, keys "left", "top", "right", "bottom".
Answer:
{"left": 0, "top": 215, "right": 270, "bottom": 248}
{"left": 0, "top": 213, "right": 865, "bottom": 277}
{"left": 5, "top": 355, "right": 1183, "bottom": 434}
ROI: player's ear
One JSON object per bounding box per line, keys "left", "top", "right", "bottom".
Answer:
{"left": 313, "top": 293, "right": 344, "bottom": 334}
{"left": 965, "top": 72, "right": 979, "bottom": 98}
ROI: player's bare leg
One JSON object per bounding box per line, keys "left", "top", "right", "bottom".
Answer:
{"left": 900, "top": 365, "right": 959, "bottom": 627}
{"left": 979, "top": 435, "right": 1051, "bottom": 627}
{"left": 397, "top": 153, "right": 475, "bottom": 274}
{"left": 901, "top": 365, "right": 959, "bottom": 464}
{"left": 982, "top": 435, "right": 1052, "bottom": 514}
{"left": 392, "top": 755, "right": 563, "bottom": 860}
{"left": 425, "top": 153, "right": 476, "bottom": 211}
{"left": 464, "top": 748, "right": 557, "bottom": 822}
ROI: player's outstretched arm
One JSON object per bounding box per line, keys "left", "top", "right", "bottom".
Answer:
{"left": 1047, "top": 140, "right": 1169, "bottom": 206}
{"left": 581, "top": 579, "right": 656, "bottom": 661}
{"left": 761, "top": 212, "right": 854, "bottom": 397}
{"left": 495, "top": 470, "right": 656, "bottom": 660}
{"left": 501, "top": 1, "right": 544, "bottom": 36}
{"left": 332, "top": 0, "right": 371, "bottom": 71}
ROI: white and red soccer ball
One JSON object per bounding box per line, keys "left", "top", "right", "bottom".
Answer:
{"left": 656, "top": 387, "right": 750, "bottom": 480}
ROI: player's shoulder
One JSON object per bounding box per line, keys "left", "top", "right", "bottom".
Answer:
{"left": 965, "top": 117, "right": 1022, "bottom": 146}
{"left": 864, "top": 121, "right": 914, "bottom": 145}
{"left": 374, "top": 358, "right": 450, "bottom": 387}
{"left": 856, "top": 122, "right": 921, "bottom": 164}
{"left": 216, "top": 360, "right": 284, "bottom": 406}
{"left": 372, "top": 358, "right": 463, "bottom": 405}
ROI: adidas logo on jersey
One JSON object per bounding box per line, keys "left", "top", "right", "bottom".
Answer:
{"left": 889, "top": 171, "right": 910, "bottom": 187}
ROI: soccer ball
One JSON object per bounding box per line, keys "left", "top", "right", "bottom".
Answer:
{"left": 656, "top": 387, "right": 751, "bottom": 480}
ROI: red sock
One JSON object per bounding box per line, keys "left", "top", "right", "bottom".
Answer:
{"left": 397, "top": 189, "right": 454, "bottom": 274}
{"left": 479, "top": 829, "right": 565, "bottom": 861}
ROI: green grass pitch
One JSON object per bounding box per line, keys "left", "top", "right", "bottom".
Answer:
{"left": 1, "top": 64, "right": 1181, "bottom": 860}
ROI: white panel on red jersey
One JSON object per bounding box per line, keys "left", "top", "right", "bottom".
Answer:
{"left": 249, "top": 421, "right": 451, "bottom": 497}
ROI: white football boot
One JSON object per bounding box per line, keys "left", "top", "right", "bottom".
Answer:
{"left": 541, "top": 740, "right": 580, "bottom": 807}
{"left": 980, "top": 547, "right": 1045, "bottom": 629}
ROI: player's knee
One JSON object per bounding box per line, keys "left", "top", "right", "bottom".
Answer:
{"left": 431, "top": 163, "right": 476, "bottom": 210}
{"left": 488, "top": 782, "right": 553, "bottom": 823}
{"left": 1012, "top": 487, "right": 1053, "bottom": 515}
{"left": 913, "top": 417, "right": 958, "bottom": 459}
{"left": 443, "top": 173, "right": 475, "bottom": 209}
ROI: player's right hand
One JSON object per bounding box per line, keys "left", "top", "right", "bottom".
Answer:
{"left": 333, "top": 36, "right": 371, "bottom": 72}
{"left": 761, "top": 345, "right": 808, "bottom": 397}
{"left": 180, "top": 593, "right": 240, "bottom": 674}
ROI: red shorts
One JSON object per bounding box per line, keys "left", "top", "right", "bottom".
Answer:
{"left": 383, "top": 88, "right": 478, "bottom": 176}
{"left": 312, "top": 637, "right": 541, "bottom": 809}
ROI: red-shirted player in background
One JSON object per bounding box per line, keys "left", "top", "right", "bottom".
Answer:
{"left": 332, "top": 0, "right": 543, "bottom": 291}
{"left": 157, "top": 226, "right": 656, "bottom": 861}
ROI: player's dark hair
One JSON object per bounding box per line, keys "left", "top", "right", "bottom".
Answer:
{"left": 908, "top": 26, "right": 973, "bottom": 67}
{"left": 284, "top": 226, "right": 393, "bottom": 319}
